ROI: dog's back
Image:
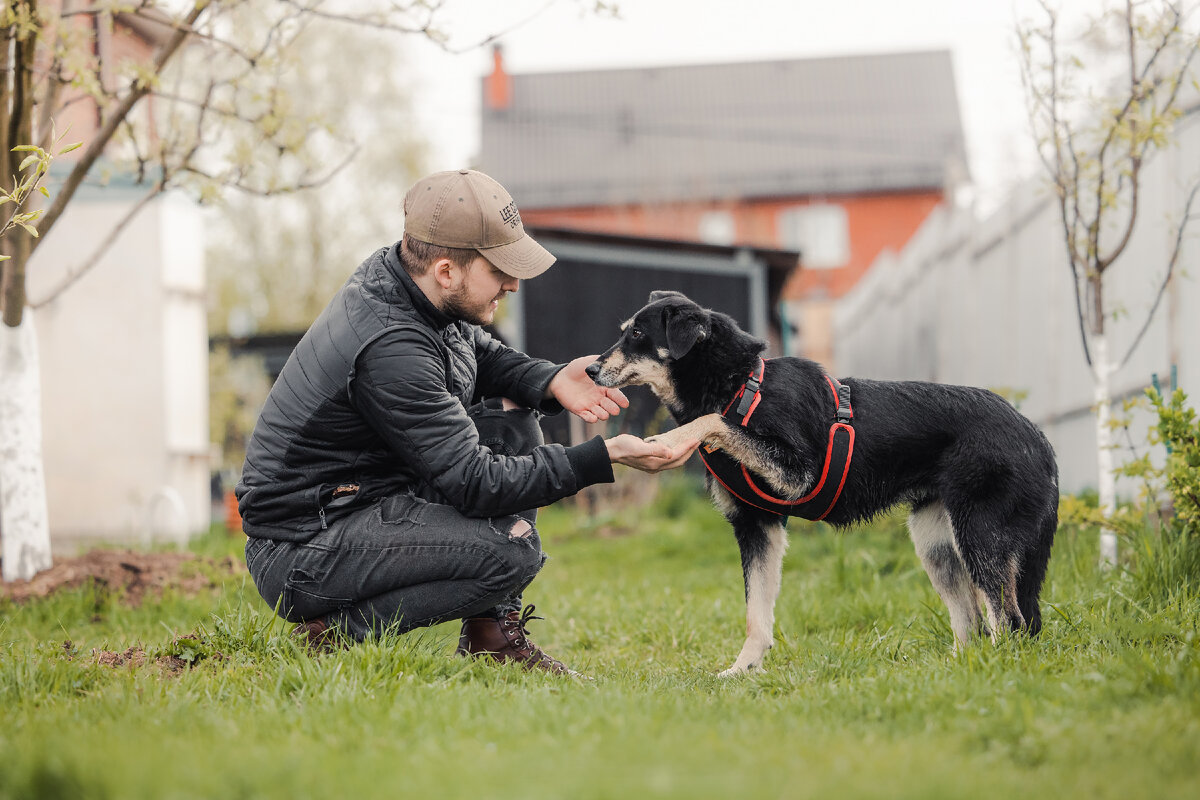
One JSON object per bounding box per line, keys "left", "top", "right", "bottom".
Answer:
{"left": 746, "top": 358, "right": 1057, "bottom": 633}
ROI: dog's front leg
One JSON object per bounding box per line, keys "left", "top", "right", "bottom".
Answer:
{"left": 646, "top": 413, "right": 728, "bottom": 450}
{"left": 652, "top": 415, "right": 810, "bottom": 501}
{"left": 720, "top": 512, "right": 788, "bottom": 677}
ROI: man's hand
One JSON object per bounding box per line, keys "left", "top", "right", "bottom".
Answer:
{"left": 549, "top": 354, "right": 629, "bottom": 423}
{"left": 605, "top": 434, "right": 700, "bottom": 474}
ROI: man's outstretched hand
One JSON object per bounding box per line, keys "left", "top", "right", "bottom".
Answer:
{"left": 605, "top": 434, "right": 700, "bottom": 473}
{"left": 549, "top": 354, "right": 629, "bottom": 423}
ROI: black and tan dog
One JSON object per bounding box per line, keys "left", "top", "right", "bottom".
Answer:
{"left": 586, "top": 291, "right": 1058, "bottom": 675}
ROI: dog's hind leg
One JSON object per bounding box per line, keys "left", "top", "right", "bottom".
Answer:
{"left": 717, "top": 492, "right": 788, "bottom": 676}
{"left": 947, "top": 509, "right": 1026, "bottom": 639}
{"left": 908, "top": 500, "right": 983, "bottom": 648}
{"left": 1017, "top": 510, "right": 1057, "bottom": 636}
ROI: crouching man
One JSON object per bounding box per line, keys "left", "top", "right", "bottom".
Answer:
{"left": 236, "top": 169, "right": 697, "bottom": 675}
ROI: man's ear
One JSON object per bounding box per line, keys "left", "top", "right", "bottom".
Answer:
{"left": 665, "top": 307, "right": 709, "bottom": 359}
{"left": 432, "top": 257, "right": 459, "bottom": 289}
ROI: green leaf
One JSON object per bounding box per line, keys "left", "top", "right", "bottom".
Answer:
{"left": 39, "top": 186, "right": 49, "bottom": 197}
{"left": 60, "top": 141, "right": 83, "bottom": 154}
{"left": 17, "top": 221, "right": 40, "bottom": 237}
{"left": 18, "top": 154, "right": 40, "bottom": 172}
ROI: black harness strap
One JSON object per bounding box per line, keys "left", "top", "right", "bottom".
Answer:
{"left": 698, "top": 359, "right": 855, "bottom": 520}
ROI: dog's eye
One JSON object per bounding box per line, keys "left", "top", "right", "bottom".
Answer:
{"left": 628, "top": 328, "right": 644, "bottom": 341}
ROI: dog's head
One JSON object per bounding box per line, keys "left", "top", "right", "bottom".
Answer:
{"left": 585, "top": 291, "right": 712, "bottom": 396}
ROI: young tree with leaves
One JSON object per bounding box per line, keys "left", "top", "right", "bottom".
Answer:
{"left": 1, "top": 0, "right": 565, "bottom": 580}
{"left": 1018, "top": 0, "right": 1200, "bottom": 567}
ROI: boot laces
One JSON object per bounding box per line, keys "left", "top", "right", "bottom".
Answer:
{"left": 505, "top": 605, "right": 563, "bottom": 670}
{"left": 503, "top": 604, "right": 542, "bottom": 648}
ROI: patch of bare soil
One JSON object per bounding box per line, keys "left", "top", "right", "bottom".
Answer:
{"left": 0, "top": 550, "right": 244, "bottom": 606}
{"left": 69, "top": 633, "right": 226, "bottom": 675}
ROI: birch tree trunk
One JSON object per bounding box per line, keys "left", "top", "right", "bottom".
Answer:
{"left": 1091, "top": 333, "right": 1119, "bottom": 568}
{"left": 0, "top": 316, "right": 53, "bottom": 581}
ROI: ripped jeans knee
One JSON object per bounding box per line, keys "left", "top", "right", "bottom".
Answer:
{"left": 489, "top": 515, "right": 542, "bottom": 553}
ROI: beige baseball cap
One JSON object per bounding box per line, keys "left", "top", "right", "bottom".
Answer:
{"left": 402, "top": 169, "right": 556, "bottom": 279}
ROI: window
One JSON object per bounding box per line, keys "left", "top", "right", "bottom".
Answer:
{"left": 777, "top": 204, "right": 850, "bottom": 269}
{"left": 698, "top": 211, "right": 735, "bottom": 246}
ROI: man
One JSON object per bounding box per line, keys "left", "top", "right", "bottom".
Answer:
{"left": 237, "top": 169, "right": 697, "bottom": 675}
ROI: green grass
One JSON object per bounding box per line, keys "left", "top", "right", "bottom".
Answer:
{"left": 2, "top": 474, "right": 1198, "bottom": 799}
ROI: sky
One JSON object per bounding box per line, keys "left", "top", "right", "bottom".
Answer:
{"left": 399, "top": 0, "right": 1093, "bottom": 214}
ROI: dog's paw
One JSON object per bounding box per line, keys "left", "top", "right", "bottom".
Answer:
{"left": 717, "top": 662, "right": 762, "bottom": 678}
{"left": 645, "top": 431, "right": 683, "bottom": 448}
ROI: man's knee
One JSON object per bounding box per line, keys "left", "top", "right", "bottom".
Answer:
{"left": 493, "top": 517, "right": 545, "bottom": 580}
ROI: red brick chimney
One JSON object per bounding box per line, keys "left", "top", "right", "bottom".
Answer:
{"left": 485, "top": 45, "right": 512, "bottom": 111}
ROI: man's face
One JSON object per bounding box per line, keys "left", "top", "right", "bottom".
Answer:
{"left": 443, "top": 255, "right": 519, "bottom": 326}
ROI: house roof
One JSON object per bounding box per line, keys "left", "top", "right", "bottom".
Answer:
{"left": 527, "top": 225, "right": 800, "bottom": 276}
{"left": 479, "top": 50, "right": 968, "bottom": 209}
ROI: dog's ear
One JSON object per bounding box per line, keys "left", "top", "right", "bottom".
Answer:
{"left": 648, "top": 290, "right": 687, "bottom": 304}
{"left": 664, "top": 306, "right": 709, "bottom": 359}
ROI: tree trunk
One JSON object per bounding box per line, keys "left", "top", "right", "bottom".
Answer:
{"left": 0, "top": 315, "right": 53, "bottom": 581}
{"left": 1091, "top": 333, "right": 1119, "bottom": 568}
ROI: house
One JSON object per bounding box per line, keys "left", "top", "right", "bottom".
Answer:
{"left": 478, "top": 47, "right": 967, "bottom": 370}
{"left": 25, "top": 8, "right": 210, "bottom": 551}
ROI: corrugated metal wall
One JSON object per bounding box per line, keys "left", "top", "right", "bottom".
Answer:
{"left": 835, "top": 116, "right": 1200, "bottom": 496}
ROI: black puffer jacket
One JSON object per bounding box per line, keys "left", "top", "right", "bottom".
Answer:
{"left": 236, "top": 242, "right": 613, "bottom": 541}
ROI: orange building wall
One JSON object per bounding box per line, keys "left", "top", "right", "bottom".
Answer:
{"left": 781, "top": 191, "right": 943, "bottom": 300}
{"left": 520, "top": 190, "right": 943, "bottom": 302}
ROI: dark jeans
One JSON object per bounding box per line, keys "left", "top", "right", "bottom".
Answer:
{"left": 244, "top": 400, "right": 548, "bottom": 641}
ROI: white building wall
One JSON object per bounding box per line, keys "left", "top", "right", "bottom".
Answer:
{"left": 26, "top": 186, "right": 209, "bottom": 550}
{"left": 835, "top": 114, "right": 1200, "bottom": 496}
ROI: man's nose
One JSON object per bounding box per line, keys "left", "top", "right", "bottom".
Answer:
{"left": 585, "top": 362, "right": 601, "bottom": 381}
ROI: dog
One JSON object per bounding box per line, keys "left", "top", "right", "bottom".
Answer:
{"left": 586, "top": 291, "right": 1058, "bottom": 676}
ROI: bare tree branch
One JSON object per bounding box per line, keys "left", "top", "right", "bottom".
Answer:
{"left": 177, "top": 143, "right": 361, "bottom": 198}
{"left": 27, "top": 182, "right": 165, "bottom": 309}
{"left": 1118, "top": 178, "right": 1200, "bottom": 369}
{"left": 31, "top": 3, "right": 208, "bottom": 251}
{"left": 1094, "top": 2, "right": 1192, "bottom": 272}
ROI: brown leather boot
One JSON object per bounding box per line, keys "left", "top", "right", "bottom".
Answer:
{"left": 455, "top": 605, "right": 581, "bottom": 677}
{"left": 291, "top": 617, "right": 342, "bottom": 654}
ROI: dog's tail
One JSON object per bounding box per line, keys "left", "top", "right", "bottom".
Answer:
{"left": 1017, "top": 510, "right": 1057, "bottom": 636}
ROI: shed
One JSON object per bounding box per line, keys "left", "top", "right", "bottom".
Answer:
{"left": 498, "top": 228, "right": 799, "bottom": 443}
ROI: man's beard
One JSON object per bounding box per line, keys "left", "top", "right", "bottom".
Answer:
{"left": 442, "top": 285, "right": 497, "bottom": 326}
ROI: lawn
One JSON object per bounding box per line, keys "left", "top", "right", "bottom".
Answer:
{"left": 2, "top": 474, "right": 1198, "bottom": 799}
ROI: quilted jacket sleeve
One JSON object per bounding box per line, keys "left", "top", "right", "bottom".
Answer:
{"left": 470, "top": 325, "right": 565, "bottom": 413}
{"left": 350, "top": 326, "right": 612, "bottom": 517}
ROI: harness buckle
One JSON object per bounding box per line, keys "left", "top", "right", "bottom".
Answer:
{"left": 835, "top": 383, "right": 853, "bottom": 424}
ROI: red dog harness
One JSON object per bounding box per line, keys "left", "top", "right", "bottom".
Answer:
{"left": 698, "top": 358, "right": 855, "bottom": 520}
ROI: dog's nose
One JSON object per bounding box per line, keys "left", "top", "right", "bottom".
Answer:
{"left": 585, "top": 361, "right": 601, "bottom": 381}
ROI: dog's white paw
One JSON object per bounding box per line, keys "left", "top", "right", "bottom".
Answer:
{"left": 717, "top": 662, "right": 762, "bottom": 678}
{"left": 646, "top": 431, "right": 684, "bottom": 449}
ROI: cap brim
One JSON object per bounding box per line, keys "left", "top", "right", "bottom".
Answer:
{"left": 477, "top": 233, "right": 556, "bottom": 279}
